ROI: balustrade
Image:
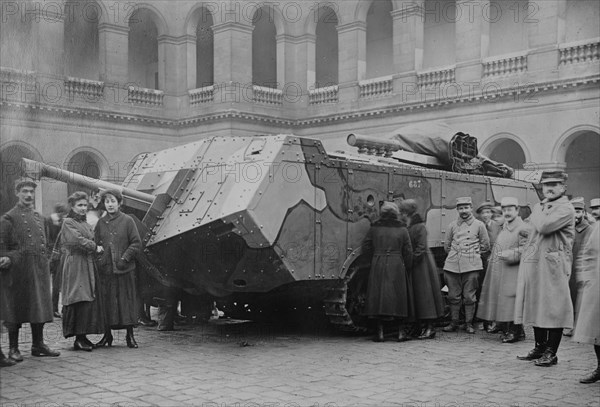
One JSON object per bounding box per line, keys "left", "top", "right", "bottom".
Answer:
{"left": 128, "top": 86, "right": 164, "bottom": 106}
{"left": 65, "top": 77, "right": 104, "bottom": 99}
{"left": 417, "top": 67, "right": 455, "bottom": 88}
{"left": 559, "top": 39, "right": 600, "bottom": 66}
{"left": 359, "top": 76, "right": 393, "bottom": 98}
{"left": 483, "top": 53, "right": 528, "bottom": 78}
{"left": 252, "top": 85, "right": 283, "bottom": 105}
{"left": 308, "top": 85, "right": 339, "bottom": 105}
{"left": 189, "top": 85, "right": 214, "bottom": 105}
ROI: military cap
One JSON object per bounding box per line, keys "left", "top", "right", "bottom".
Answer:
{"left": 590, "top": 198, "right": 600, "bottom": 208}
{"left": 398, "top": 199, "right": 418, "bottom": 215}
{"left": 476, "top": 201, "right": 494, "bottom": 213}
{"left": 456, "top": 197, "right": 472, "bottom": 206}
{"left": 492, "top": 206, "right": 503, "bottom": 215}
{"left": 380, "top": 201, "right": 400, "bottom": 217}
{"left": 570, "top": 197, "right": 585, "bottom": 210}
{"left": 540, "top": 170, "right": 567, "bottom": 184}
{"left": 500, "top": 197, "right": 519, "bottom": 208}
{"left": 14, "top": 176, "right": 37, "bottom": 191}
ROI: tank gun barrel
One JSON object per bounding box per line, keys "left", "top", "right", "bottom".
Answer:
{"left": 347, "top": 133, "right": 403, "bottom": 157}
{"left": 21, "top": 158, "right": 155, "bottom": 212}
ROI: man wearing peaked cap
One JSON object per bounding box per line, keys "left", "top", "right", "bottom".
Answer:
{"left": 1, "top": 175, "right": 60, "bottom": 366}
{"left": 564, "top": 197, "right": 594, "bottom": 337}
{"left": 477, "top": 196, "right": 528, "bottom": 343}
{"left": 515, "top": 169, "right": 574, "bottom": 367}
{"left": 442, "top": 196, "right": 490, "bottom": 334}
{"left": 590, "top": 198, "right": 600, "bottom": 221}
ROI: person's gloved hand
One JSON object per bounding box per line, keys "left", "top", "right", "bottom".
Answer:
{"left": 116, "top": 258, "right": 128, "bottom": 270}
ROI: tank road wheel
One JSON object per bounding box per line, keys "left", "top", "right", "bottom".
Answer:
{"left": 324, "top": 260, "right": 370, "bottom": 333}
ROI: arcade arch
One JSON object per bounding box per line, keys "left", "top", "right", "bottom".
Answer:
{"left": 481, "top": 135, "right": 529, "bottom": 170}
{"left": 557, "top": 129, "right": 600, "bottom": 203}
{"left": 252, "top": 6, "right": 278, "bottom": 88}
{"left": 64, "top": 0, "right": 100, "bottom": 79}
{"left": 423, "top": 0, "right": 456, "bottom": 69}
{"left": 366, "top": 0, "right": 393, "bottom": 79}
{"left": 315, "top": 5, "right": 339, "bottom": 88}
{"left": 64, "top": 149, "right": 107, "bottom": 196}
{"left": 128, "top": 8, "right": 161, "bottom": 89}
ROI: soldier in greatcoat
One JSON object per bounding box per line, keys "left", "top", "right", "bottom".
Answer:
{"left": 564, "top": 198, "right": 594, "bottom": 337}
{"left": 476, "top": 197, "right": 528, "bottom": 343}
{"left": 515, "top": 170, "right": 574, "bottom": 367}
{"left": 0, "top": 178, "right": 60, "bottom": 363}
{"left": 572, "top": 222, "right": 600, "bottom": 383}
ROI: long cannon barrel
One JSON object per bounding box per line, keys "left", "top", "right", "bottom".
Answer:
{"left": 22, "top": 158, "right": 155, "bottom": 212}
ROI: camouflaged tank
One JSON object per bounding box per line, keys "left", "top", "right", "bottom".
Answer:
{"left": 24, "top": 134, "right": 541, "bottom": 331}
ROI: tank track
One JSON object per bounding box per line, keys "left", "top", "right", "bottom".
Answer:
{"left": 323, "top": 269, "right": 369, "bottom": 333}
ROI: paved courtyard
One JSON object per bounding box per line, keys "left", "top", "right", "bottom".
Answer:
{"left": 1, "top": 314, "right": 599, "bottom": 407}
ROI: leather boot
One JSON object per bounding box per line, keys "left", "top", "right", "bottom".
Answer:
{"left": 30, "top": 324, "right": 60, "bottom": 357}
{"left": 398, "top": 325, "right": 411, "bottom": 342}
{"left": 579, "top": 368, "right": 600, "bottom": 384}
{"left": 486, "top": 321, "right": 500, "bottom": 334}
{"left": 8, "top": 329, "right": 23, "bottom": 362}
{"left": 517, "top": 327, "right": 546, "bottom": 360}
{"left": 74, "top": 335, "right": 93, "bottom": 352}
{"left": 126, "top": 326, "right": 138, "bottom": 348}
{"left": 502, "top": 323, "right": 519, "bottom": 343}
{"left": 95, "top": 330, "right": 113, "bottom": 348}
{"left": 535, "top": 347, "right": 558, "bottom": 367}
{"left": 0, "top": 350, "right": 16, "bottom": 367}
{"left": 443, "top": 305, "right": 460, "bottom": 332}
{"left": 373, "top": 322, "right": 384, "bottom": 342}
{"left": 464, "top": 304, "right": 476, "bottom": 334}
{"left": 418, "top": 323, "right": 436, "bottom": 340}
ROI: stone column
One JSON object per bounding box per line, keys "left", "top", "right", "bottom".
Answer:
{"left": 184, "top": 34, "right": 197, "bottom": 90}
{"left": 454, "top": 0, "right": 490, "bottom": 83}
{"left": 212, "top": 21, "right": 253, "bottom": 104}
{"left": 98, "top": 23, "right": 129, "bottom": 85}
{"left": 391, "top": 0, "right": 424, "bottom": 97}
{"left": 277, "top": 34, "right": 309, "bottom": 109}
{"left": 34, "top": 7, "right": 64, "bottom": 75}
{"left": 336, "top": 21, "right": 366, "bottom": 102}
{"left": 527, "top": 0, "right": 567, "bottom": 80}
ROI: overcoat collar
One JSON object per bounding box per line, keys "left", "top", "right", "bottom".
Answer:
{"left": 503, "top": 216, "right": 523, "bottom": 232}
{"left": 457, "top": 214, "right": 474, "bottom": 226}
{"left": 575, "top": 217, "right": 591, "bottom": 233}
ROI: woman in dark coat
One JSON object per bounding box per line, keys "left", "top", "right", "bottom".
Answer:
{"left": 94, "top": 189, "right": 142, "bottom": 348}
{"left": 363, "top": 202, "right": 413, "bottom": 342}
{"left": 60, "top": 191, "right": 106, "bottom": 351}
{"left": 399, "top": 200, "right": 444, "bottom": 339}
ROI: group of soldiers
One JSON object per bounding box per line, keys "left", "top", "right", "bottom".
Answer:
{"left": 441, "top": 170, "right": 599, "bottom": 383}
{"left": 1, "top": 170, "right": 599, "bottom": 385}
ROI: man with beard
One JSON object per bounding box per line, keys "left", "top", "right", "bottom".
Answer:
{"left": 0, "top": 177, "right": 60, "bottom": 363}
{"left": 564, "top": 198, "right": 593, "bottom": 337}
{"left": 442, "top": 197, "right": 490, "bottom": 334}
{"left": 515, "top": 170, "right": 574, "bottom": 367}
{"left": 590, "top": 198, "right": 600, "bottom": 222}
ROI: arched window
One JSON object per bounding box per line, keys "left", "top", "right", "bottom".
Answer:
{"left": 565, "top": 0, "right": 600, "bottom": 43}
{"left": 66, "top": 151, "right": 102, "bottom": 196}
{"left": 565, "top": 131, "right": 600, "bottom": 203}
{"left": 423, "top": 0, "right": 456, "bottom": 68}
{"left": 0, "top": 145, "right": 36, "bottom": 214}
{"left": 366, "top": 0, "right": 393, "bottom": 78}
{"left": 488, "top": 0, "right": 528, "bottom": 56}
{"left": 315, "top": 6, "right": 339, "bottom": 88}
{"left": 195, "top": 8, "right": 214, "bottom": 88}
{"left": 252, "top": 6, "right": 277, "bottom": 88}
{"left": 64, "top": 0, "right": 100, "bottom": 79}
{"left": 487, "top": 139, "right": 526, "bottom": 170}
{"left": 128, "top": 9, "right": 159, "bottom": 89}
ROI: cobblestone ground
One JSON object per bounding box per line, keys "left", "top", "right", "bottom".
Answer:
{"left": 1, "top": 314, "right": 599, "bottom": 407}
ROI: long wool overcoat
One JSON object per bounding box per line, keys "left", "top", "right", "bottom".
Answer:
{"left": 407, "top": 213, "right": 444, "bottom": 319}
{"left": 0, "top": 203, "right": 53, "bottom": 324}
{"left": 477, "top": 216, "right": 528, "bottom": 322}
{"left": 572, "top": 223, "right": 599, "bottom": 346}
{"left": 60, "top": 217, "right": 98, "bottom": 306}
{"left": 514, "top": 196, "right": 575, "bottom": 328}
{"left": 362, "top": 217, "right": 414, "bottom": 319}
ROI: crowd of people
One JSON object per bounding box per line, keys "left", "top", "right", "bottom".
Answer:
{"left": 0, "top": 171, "right": 599, "bottom": 385}
{"left": 360, "top": 170, "right": 599, "bottom": 383}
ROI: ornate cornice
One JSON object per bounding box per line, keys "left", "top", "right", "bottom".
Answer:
{"left": 1, "top": 74, "right": 598, "bottom": 129}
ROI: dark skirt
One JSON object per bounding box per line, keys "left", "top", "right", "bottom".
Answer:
{"left": 99, "top": 271, "right": 138, "bottom": 328}
{"left": 412, "top": 252, "right": 445, "bottom": 320}
{"left": 62, "top": 272, "right": 105, "bottom": 338}
{"left": 364, "top": 254, "right": 414, "bottom": 319}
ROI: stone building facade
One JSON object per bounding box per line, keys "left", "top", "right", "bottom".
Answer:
{"left": 0, "top": 0, "right": 598, "bottom": 213}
